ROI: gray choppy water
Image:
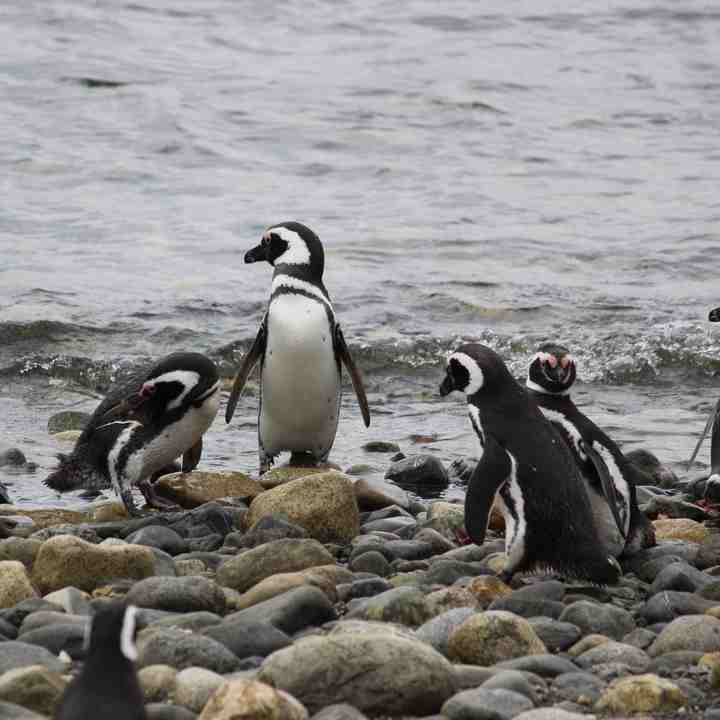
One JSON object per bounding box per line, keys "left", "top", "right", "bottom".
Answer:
{"left": 1, "top": 0, "right": 720, "bottom": 506}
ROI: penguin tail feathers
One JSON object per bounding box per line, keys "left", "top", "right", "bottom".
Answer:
{"left": 43, "top": 453, "right": 95, "bottom": 493}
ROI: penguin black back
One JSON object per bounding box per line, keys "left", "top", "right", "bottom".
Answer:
{"left": 54, "top": 601, "right": 145, "bottom": 720}
{"left": 441, "top": 343, "right": 620, "bottom": 584}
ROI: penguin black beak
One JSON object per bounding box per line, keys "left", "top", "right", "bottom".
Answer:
{"left": 244, "top": 243, "right": 266, "bottom": 264}
{"left": 439, "top": 375, "right": 454, "bottom": 397}
{"left": 710, "top": 307, "right": 720, "bottom": 322}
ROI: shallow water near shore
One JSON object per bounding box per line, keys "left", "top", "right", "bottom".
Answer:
{"left": 2, "top": 0, "right": 720, "bottom": 506}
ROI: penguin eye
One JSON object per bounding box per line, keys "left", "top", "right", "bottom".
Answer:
{"left": 263, "top": 234, "right": 272, "bottom": 247}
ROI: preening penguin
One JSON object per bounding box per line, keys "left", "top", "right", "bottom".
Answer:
{"left": 44, "top": 352, "right": 220, "bottom": 516}
{"left": 225, "top": 221, "right": 370, "bottom": 474}
{"left": 526, "top": 344, "right": 655, "bottom": 556}
{"left": 54, "top": 601, "right": 145, "bottom": 720}
{"left": 440, "top": 343, "right": 621, "bottom": 585}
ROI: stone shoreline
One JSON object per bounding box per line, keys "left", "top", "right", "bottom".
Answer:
{"left": 0, "top": 454, "right": 719, "bottom": 719}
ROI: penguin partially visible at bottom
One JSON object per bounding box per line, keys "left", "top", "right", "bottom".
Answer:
{"left": 44, "top": 352, "right": 220, "bottom": 516}
{"left": 440, "top": 343, "right": 621, "bottom": 584}
{"left": 225, "top": 221, "right": 370, "bottom": 474}
{"left": 54, "top": 601, "right": 145, "bottom": 720}
{"left": 526, "top": 343, "right": 655, "bottom": 556}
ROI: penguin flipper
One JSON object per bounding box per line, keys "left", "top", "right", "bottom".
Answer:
{"left": 687, "top": 398, "right": 720, "bottom": 470}
{"left": 583, "top": 441, "right": 627, "bottom": 540}
{"left": 182, "top": 438, "right": 203, "bottom": 472}
{"left": 709, "top": 307, "right": 720, "bottom": 322}
{"left": 334, "top": 324, "right": 371, "bottom": 427}
{"left": 464, "top": 434, "right": 511, "bottom": 546}
{"left": 225, "top": 317, "right": 267, "bottom": 424}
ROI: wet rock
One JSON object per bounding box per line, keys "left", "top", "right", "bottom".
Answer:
{"left": 216, "top": 539, "right": 334, "bottom": 592}
{"left": 155, "top": 471, "right": 264, "bottom": 508}
{"left": 0, "top": 561, "right": 38, "bottom": 608}
{"left": 552, "top": 671, "right": 605, "bottom": 705}
{"left": 653, "top": 518, "right": 709, "bottom": 543}
{"left": 576, "top": 641, "right": 651, "bottom": 673}
{"left": 348, "top": 550, "right": 389, "bottom": 576}
{"left": 0, "top": 664, "right": 67, "bottom": 715}
{"left": 223, "top": 586, "right": 336, "bottom": 635}
{"left": 595, "top": 673, "right": 686, "bottom": 714}
{"left": 448, "top": 611, "right": 547, "bottom": 666}
{"left": 258, "top": 630, "right": 455, "bottom": 715}
{"left": 126, "top": 576, "right": 226, "bottom": 615}
{"left": 416, "top": 608, "right": 477, "bottom": 655}
{"left": 385, "top": 455, "right": 449, "bottom": 491}
{"left": 639, "top": 591, "right": 717, "bottom": 623}
{"left": 625, "top": 449, "right": 679, "bottom": 488}
{"left": 198, "top": 678, "right": 308, "bottom": 720}
{"left": 363, "top": 441, "right": 400, "bottom": 453}
{"left": 137, "top": 627, "right": 241, "bottom": 673}
{"left": 0, "top": 641, "right": 65, "bottom": 674}
{"left": 125, "top": 526, "right": 188, "bottom": 556}
{"left": 46, "top": 411, "right": 90, "bottom": 434}
{"left": 202, "top": 620, "right": 291, "bottom": 659}
{"left": 139, "top": 664, "right": 178, "bottom": 703}
{"left": 442, "top": 687, "right": 533, "bottom": 720}
{"left": 648, "top": 614, "right": 720, "bottom": 656}
{"left": 0, "top": 449, "right": 27, "bottom": 468}
{"left": 493, "top": 655, "right": 578, "bottom": 678}
{"left": 31, "top": 535, "right": 154, "bottom": 594}
{"left": 174, "top": 667, "right": 224, "bottom": 714}
{"left": 558, "top": 600, "right": 635, "bottom": 640}
{"left": 447, "top": 457, "right": 478, "bottom": 485}
{"left": 528, "top": 619, "right": 581, "bottom": 653}
{"left": 247, "top": 472, "right": 359, "bottom": 544}
{"left": 353, "top": 478, "right": 411, "bottom": 512}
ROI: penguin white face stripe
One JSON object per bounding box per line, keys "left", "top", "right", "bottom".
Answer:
{"left": 271, "top": 275, "right": 332, "bottom": 307}
{"left": 449, "top": 352, "right": 484, "bottom": 395}
{"left": 270, "top": 227, "right": 311, "bottom": 265}
{"left": 540, "top": 407, "right": 586, "bottom": 460}
{"left": 120, "top": 605, "right": 139, "bottom": 661}
{"left": 150, "top": 370, "right": 201, "bottom": 411}
{"left": 593, "top": 443, "right": 631, "bottom": 531}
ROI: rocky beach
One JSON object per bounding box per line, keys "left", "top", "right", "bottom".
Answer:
{"left": 0, "top": 407, "right": 719, "bottom": 720}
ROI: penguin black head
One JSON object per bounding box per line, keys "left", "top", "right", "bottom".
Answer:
{"left": 85, "top": 601, "right": 140, "bottom": 663}
{"left": 244, "top": 221, "right": 325, "bottom": 278}
{"left": 103, "top": 352, "right": 219, "bottom": 421}
{"left": 439, "top": 343, "right": 514, "bottom": 399}
{"left": 710, "top": 307, "right": 720, "bottom": 322}
{"left": 526, "top": 343, "right": 576, "bottom": 395}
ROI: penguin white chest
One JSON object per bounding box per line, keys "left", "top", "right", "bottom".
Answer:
{"left": 137, "top": 388, "right": 220, "bottom": 478}
{"left": 261, "top": 294, "right": 341, "bottom": 456}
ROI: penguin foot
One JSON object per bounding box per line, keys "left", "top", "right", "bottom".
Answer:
{"left": 138, "top": 480, "right": 180, "bottom": 512}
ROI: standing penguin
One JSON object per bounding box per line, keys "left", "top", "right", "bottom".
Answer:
{"left": 686, "top": 306, "right": 720, "bottom": 494}
{"left": 225, "top": 221, "right": 370, "bottom": 473}
{"left": 54, "top": 601, "right": 145, "bottom": 720}
{"left": 440, "top": 343, "right": 621, "bottom": 584}
{"left": 526, "top": 343, "right": 655, "bottom": 556}
{"left": 44, "top": 352, "right": 220, "bottom": 515}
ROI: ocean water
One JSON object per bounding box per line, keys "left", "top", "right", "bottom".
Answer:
{"left": 1, "top": 0, "right": 719, "bottom": 507}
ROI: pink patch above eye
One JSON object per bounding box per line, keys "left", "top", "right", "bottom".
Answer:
{"left": 560, "top": 356, "right": 570, "bottom": 368}
{"left": 546, "top": 355, "right": 558, "bottom": 368}
{"left": 140, "top": 383, "right": 156, "bottom": 398}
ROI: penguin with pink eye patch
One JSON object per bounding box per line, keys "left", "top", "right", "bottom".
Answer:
{"left": 44, "top": 352, "right": 220, "bottom": 516}
{"left": 526, "top": 343, "right": 655, "bottom": 557}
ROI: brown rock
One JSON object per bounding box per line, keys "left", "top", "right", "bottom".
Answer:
{"left": 465, "top": 575, "right": 512, "bottom": 608}
{"left": 247, "top": 472, "right": 359, "bottom": 544}
{"left": 0, "top": 506, "right": 85, "bottom": 529}
{"left": 155, "top": 471, "right": 265, "bottom": 508}
{"left": 353, "top": 478, "right": 411, "bottom": 511}
{"left": 32, "top": 536, "right": 155, "bottom": 594}
{"left": 259, "top": 466, "right": 333, "bottom": 490}
{"left": 595, "top": 674, "right": 686, "bottom": 714}
{"left": 0, "top": 560, "right": 38, "bottom": 608}
{"left": 198, "top": 678, "right": 308, "bottom": 720}
{"left": 86, "top": 502, "right": 129, "bottom": 522}
{"left": 0, "top": 664, "right": 67, "bottom": 715}
{"left": 653, "top": 518, "right": 708, "bottom": 543}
